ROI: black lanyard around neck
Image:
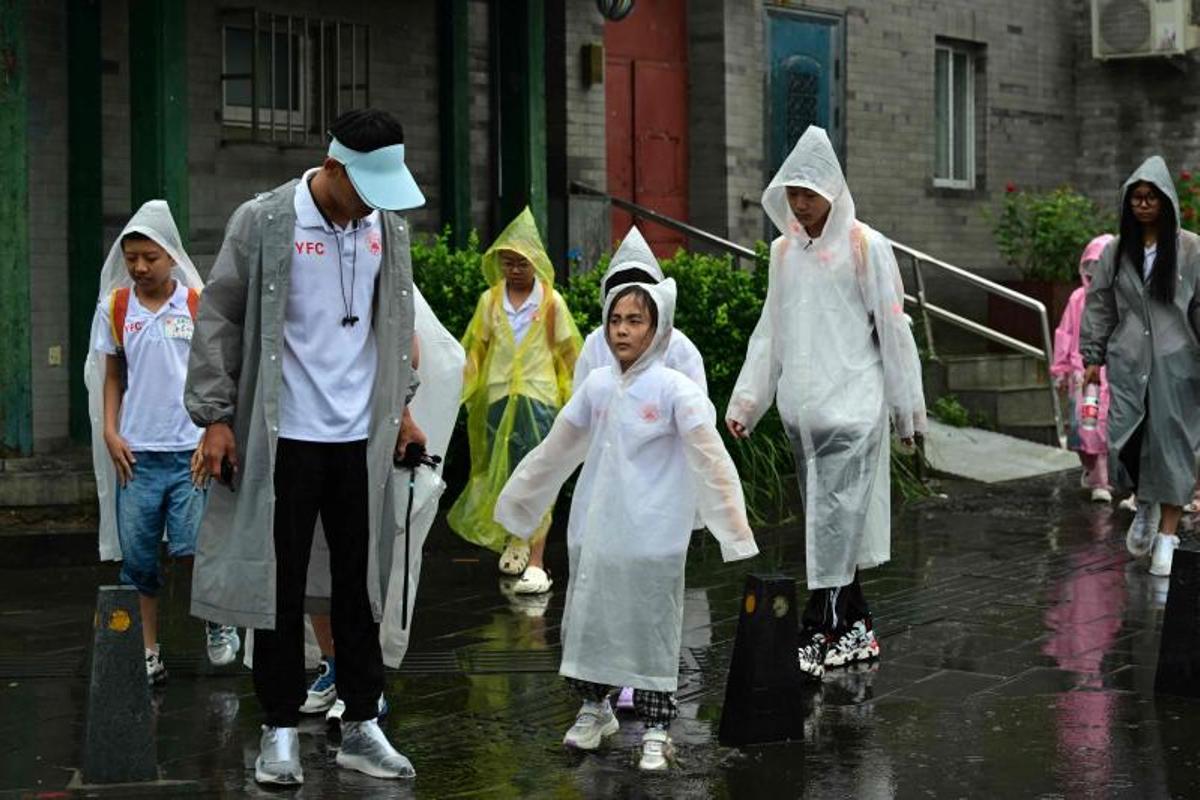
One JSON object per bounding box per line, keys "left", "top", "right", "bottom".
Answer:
{"left": 308, "top": 174, "right": 360, "bottom": 327}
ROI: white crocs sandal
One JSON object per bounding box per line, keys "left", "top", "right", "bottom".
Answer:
{"left": 513, "top": 565, "right": 553, "bottom": 594}
{"left": 498, "top": 539, "right": 530, "bottom": 576}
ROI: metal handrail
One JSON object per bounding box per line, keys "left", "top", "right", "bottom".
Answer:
{"left": 572, "top": 182, "right": 1065, "bottom": 447}
{"left": 570, "top": 182, "right": 760, "bottom": 265}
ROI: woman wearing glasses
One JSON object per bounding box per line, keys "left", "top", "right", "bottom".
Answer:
{"left": 1081, "top": 156, "right": 1200, "bottom": 577}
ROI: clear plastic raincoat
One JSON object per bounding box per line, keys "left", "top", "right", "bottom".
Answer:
{"left": 494, "top": 278, "right": 758, "bottom": 691}
{"left": 1080, "top": 156, "right": 1200, "bottom": 505}
{"left": 727, "top": 126, "right": 926, "bottom": 590}
{"left": 448, "top": 208, "right": 581, "bottom": 552}
{"left": 84, "top": 200, "right": 204, "bottom": 561}
{"left": 572, "top": 226, "right": 707, "bottom": 394}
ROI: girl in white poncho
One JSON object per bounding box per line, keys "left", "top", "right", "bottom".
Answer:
{"left": 494, "top": 278, "right": 757, "bottom": 771}
{"left": 726, "top": 126, "right": 927, "bottom": 679}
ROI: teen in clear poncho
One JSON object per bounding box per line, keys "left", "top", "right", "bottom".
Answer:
{"left": 84, "top": 200, "right": 205, "bottom": 562}
{"left": 494, "top": 278, "right": 757, "bottom": 769}
{"left": 447, "top": 207, "right": 581, "bottom": 591}
{"left": 726, "top": 126, "right": 926, "bottom": 679}
{"left": 572, "top": 225, "right": 706, "bottom": 394}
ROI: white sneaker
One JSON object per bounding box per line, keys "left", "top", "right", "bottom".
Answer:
{"left": 638, "top": 727, "right": 674, "bottom": 771}
{"left": 255, "top": 725, "right": 303, "bottom": 785}
{"left": 145, "top": 647, "right": 167, "bottom": 686}
{"left": 336, "top": 718, "right": 415, "bottom": 779}
{"left": 1119, "top": 494, "right": 1138, "bottom": 512}
{"left": 1127, "top": 501, "right": 1161, "bottom": 558}
{"left": 1150, "top": 533, "right": 1180, "bottom": 577}
{"left": 205, "top": 622, "right": 240, "bottom": 667}
{"left": 300, "top": 657, "right": 337, "bottom": 714}
{"left": 562, "top": 699, "right": 619, "bottom": 750}
{"left": 1090, "top": 487, "right": 1113, "bottom": 503}
{"left": 514, "top": 565, "right": 553, "bottom": 594}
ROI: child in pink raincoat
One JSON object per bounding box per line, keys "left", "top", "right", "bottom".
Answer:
{"left": 1052, "top": 234, "right": 1115, "bottom": 503}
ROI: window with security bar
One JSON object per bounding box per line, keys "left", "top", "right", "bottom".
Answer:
{"left": 933, "top": 41, "right": 976, "bottom": 189}
{"left": 220, "top": 10, "right": 369, "bottom": 145}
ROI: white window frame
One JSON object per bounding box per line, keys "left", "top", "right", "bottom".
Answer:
{"left": 933, "top": 43, "right": 976, "bottom": 190}
{"left": 221, "top": 23, "right": 308, "bottom": 132}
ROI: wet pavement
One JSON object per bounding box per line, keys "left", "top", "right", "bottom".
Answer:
{"left": 3, "top": 469, "right": 1199, "bottom": 798}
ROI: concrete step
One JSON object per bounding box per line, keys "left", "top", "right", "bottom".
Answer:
{"left": 943, "top": 354, "right": 1048, "bottom": 391}
{"left": 953, "top": 384, "right": 1056, "bottom": 428}
{"left": 0, "top": 450, "right": 98, "bottom": 507}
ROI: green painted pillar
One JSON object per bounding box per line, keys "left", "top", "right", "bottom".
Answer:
{"left": 68, "top": 0, "right": 103, "bottom": 443}
{"left": 0, "top": 0, "right": 32, "bottom": 455}
{"left": 129, "top": 0, "right": 188, "bottom": 239}
{"left": 439, "top": 0, "right": 471, "bottom": 248}
{"left": 493, "top": 0, "right": 547, "bottom": 238}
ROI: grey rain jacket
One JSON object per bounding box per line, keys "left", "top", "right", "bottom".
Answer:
{"left": 1080, "top": 156, "right": 1200, "bottom": 505}
{"left": 184, "top": 179, "right": 418, "bottom": 630}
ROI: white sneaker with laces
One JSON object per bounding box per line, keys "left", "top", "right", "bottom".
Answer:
{"left": 638, "top": 727, "right": 674, "bottom": 771}
{"left": 514, "top": 565, "right": 553, "bottom": 594}
{"left": 1090, "top": 487, "right": 1113, "bottom": 503}
{"left": 562, "top": 699, "right": 619, "bottom": 750}
{"left": 1127, "top": 501, "right": 1161, "bottom": 558}
{"left": 798, "top": 632, "right": 828, "bottom": 680}
{"left": 205, "top": 622, "right": 240, "bottom": 667}
{"left": 824, "top": 621, "right": 880, "bottom": 668}
{"left": 336, "top": 718, "right": 415, "bottom": 779}
{"left": 145, "top": 647, "right": 167, "bottom": 686}
{"left": 1150, "top": 533, "right": 1180, "bottom": 577}
{"left": 255, "top": 725, "right": 303, "bottom": 785}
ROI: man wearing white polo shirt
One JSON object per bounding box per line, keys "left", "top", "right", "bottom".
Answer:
{"left": 186, "top": 109, "right": 425, "bottom": 785}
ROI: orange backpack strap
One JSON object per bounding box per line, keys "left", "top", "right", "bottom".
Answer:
{"left": 186, "top": 287, "right": 202, "bottom": 320}
{"left": 110, "top": 287, "right": 131, "bottom": 350}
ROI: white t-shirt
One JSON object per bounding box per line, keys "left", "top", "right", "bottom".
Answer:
{"left": 94, "top": 281, "right": 203, "bottom": 451}
{"left": 1143, "top": 245, "right": 1157, "bottom": 281}
{"left": 278, "top": 170, "right": 383, "bottom": 442}
{"left": 503, "top": 280, "right": 544, "bottom": 345}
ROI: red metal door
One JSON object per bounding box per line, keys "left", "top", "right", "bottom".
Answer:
{"left": 605, "top": 0, "right": 687, "bottom": 258}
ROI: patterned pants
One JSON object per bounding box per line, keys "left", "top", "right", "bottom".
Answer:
{"left": 565, "top": 677, "right": 678, "bottom": 728}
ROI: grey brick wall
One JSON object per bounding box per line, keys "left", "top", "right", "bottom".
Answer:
{"left": 1073, "top": 3, "right": 1200, "bottom": 212}
{"left": 563, "top": 0, "right": 609, "bottom": 267}
{"left": 186, "top": 0, "right": 442, "bottom": 274}
{"left": 27, "top": 1, "right": 70, "bottom": 452}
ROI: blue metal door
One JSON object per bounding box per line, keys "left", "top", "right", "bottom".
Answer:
{"left": 766, "top": 9, "right": 844, "bottom": 178}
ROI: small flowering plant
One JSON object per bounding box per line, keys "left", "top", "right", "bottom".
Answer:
{"left": 1176, "top": 169, "right": 1200, "bottom": 233}
{"left": 988, "top": 184, "right": 1114, "bottom": 282}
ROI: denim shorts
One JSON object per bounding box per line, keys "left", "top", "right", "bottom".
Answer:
{"left": 116, "top": 450, "right": 207, "bottom": 596}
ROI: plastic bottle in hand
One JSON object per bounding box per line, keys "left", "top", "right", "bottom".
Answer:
{"left": 1080, "top": 382, "right": 1101, "bottom": 432}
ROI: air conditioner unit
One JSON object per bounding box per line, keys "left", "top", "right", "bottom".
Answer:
{"left": 1091, "top": 0, "right": 1200, "bottom": 59}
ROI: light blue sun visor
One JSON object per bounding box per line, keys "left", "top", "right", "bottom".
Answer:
{"left": 327, "top": 137, "right": 425, "bottom": 211}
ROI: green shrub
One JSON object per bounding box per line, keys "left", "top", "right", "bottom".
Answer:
{"left": 929, "top": 394, "right": 972, "bottom": 428}
{"left": 988, "top": 186, "right": 1114, "bottom": 282}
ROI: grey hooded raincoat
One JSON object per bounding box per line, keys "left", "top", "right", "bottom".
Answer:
{"left": 1080, "top": 156, "right": 1200, "bottom": 505}
{"left": 185, "top": 179, "right": 418, "bottom": 630}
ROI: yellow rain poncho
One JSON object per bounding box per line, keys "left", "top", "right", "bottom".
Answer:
{"left": 448, "top": 208, "right": 581, "bottom": 551}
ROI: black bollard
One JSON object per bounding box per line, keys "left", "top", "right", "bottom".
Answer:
{"left": 81, "top": 586, "right": 157, "bottom": 784}
{"left": 1155, "top": 547, "right": 1200, "bottom": 697}
{"left": 718, "top": 574, "right": 808, "bottom": 747}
